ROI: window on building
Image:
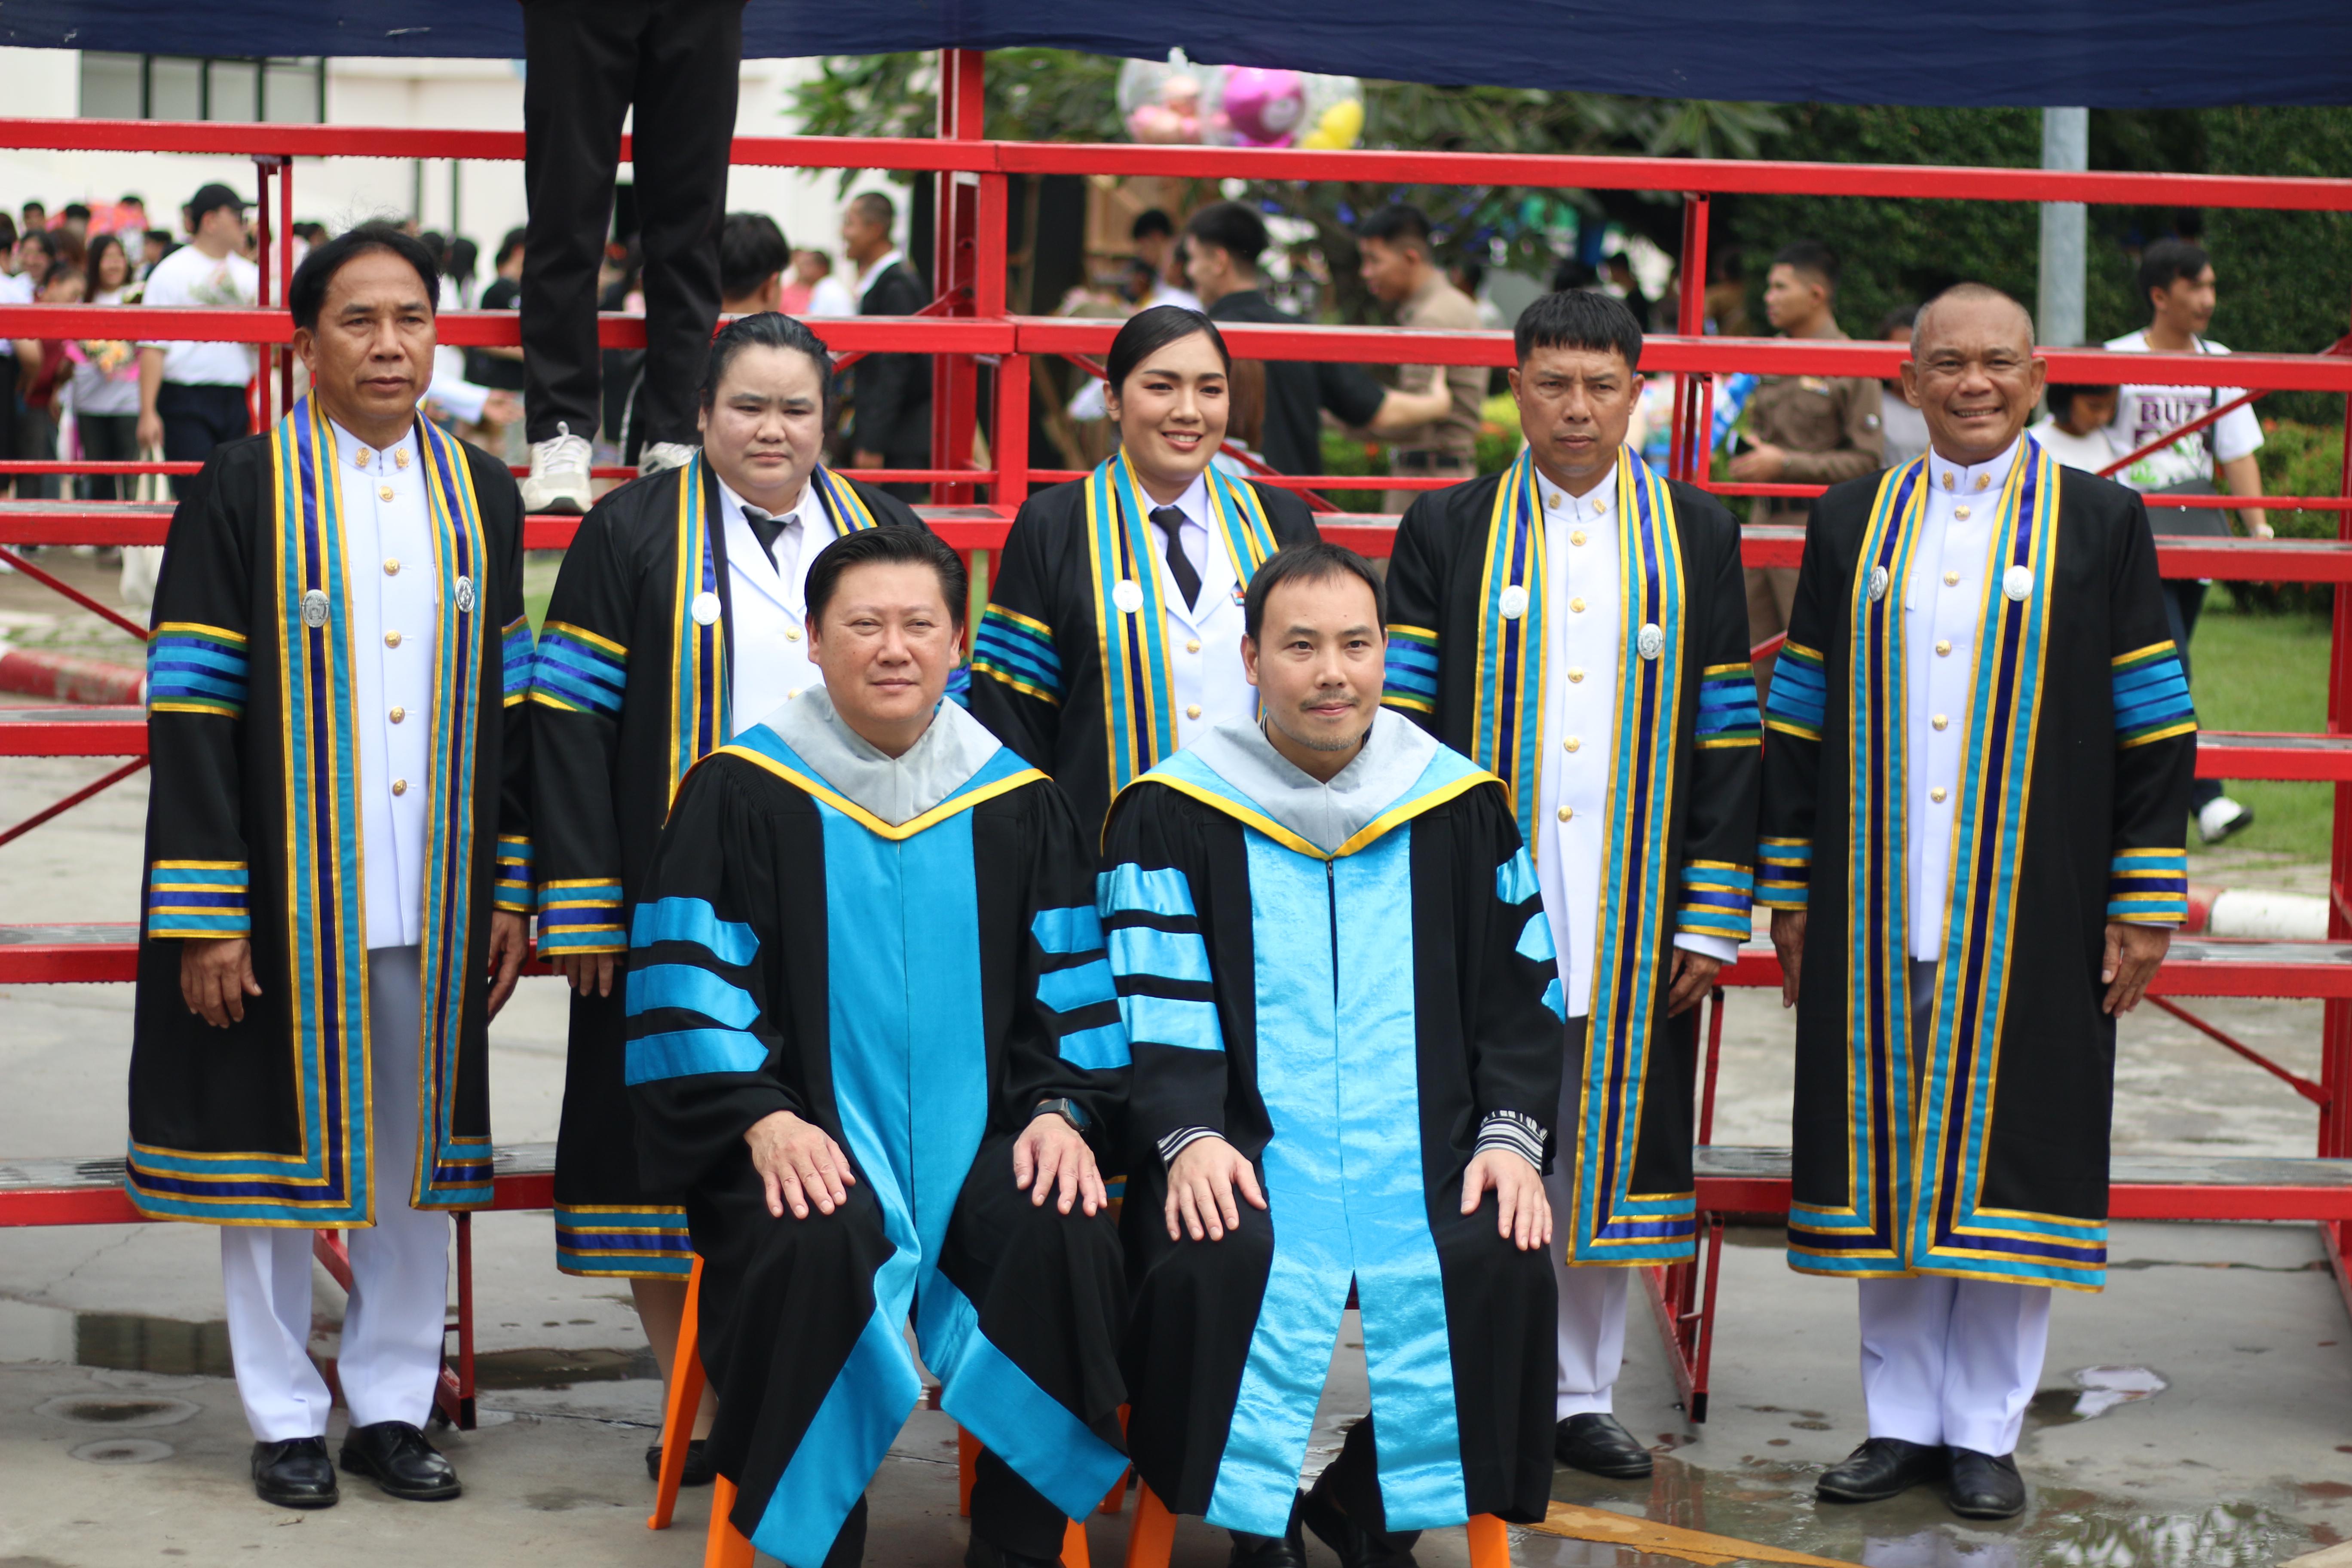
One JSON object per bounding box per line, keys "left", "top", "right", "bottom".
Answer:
{"left": 78, "top": 54, "right": 327, "bottom": 122}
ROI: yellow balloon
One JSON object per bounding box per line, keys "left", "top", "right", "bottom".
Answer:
{"left": 1317, "top": 98, "right": 1364, "bottom": 149}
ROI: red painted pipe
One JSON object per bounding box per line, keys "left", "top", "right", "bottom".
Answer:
{"left": 0, "top": 648, "right": 143, "bottom": 705}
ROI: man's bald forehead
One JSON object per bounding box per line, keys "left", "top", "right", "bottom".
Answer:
{"left": 1914, "top": 284, "right": 2035, "bottom": 353}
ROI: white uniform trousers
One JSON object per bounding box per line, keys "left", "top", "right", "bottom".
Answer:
{"left": 1853, "top": 958, "right": 2054, "bottom": 1458}
{"left": 1544, "top": 1016, "right": 1629, "bottom": 1418}
{"left": 220, "top": 946, "right": 452, "bottom": 1441}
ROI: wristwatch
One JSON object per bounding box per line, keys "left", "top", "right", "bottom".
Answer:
{"left": 1032, "top": 1097, "right": 1090, "bottom": 1134}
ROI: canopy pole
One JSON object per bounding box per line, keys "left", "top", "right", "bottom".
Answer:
{"left": 2038, "top": 107, "right": 2089, "bottom": 346}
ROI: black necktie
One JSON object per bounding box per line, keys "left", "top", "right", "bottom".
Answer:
{"left": 741, "top": 505, "right": 790, "bottom": 572}
{"left": 1149, "top": 505, "right": 1202, "bottom": 611}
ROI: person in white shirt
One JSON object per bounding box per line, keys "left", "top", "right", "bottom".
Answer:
{"left": 2103, "top": 238, "right": 2266, "bottom": 845}
{"left": 2027, "top": 370, "right": 2121, "bottom": 477}
{"left": 136, "top": 183, "right": 259, "bottom": 497}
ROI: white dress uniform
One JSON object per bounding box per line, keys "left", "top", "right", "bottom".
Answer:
{"left": 714, "top": 472, "right": 839, "bottom": 735}
{"left": 219, "top": 420, "right": 458, "bottom": 1442}
{"left": 1531, "top": 472, "right": 1740, "bottom": 1420}
{"left": 1859, "top": 434, "right": 2052, "bottom": 1458}
{"left": 1147, "top": 472, "right": 1254, "bottom": 747}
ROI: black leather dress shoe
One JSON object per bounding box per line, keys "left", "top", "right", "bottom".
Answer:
{"left": 339, "top": 1420, "right": 462, "bottom": 1501}
{"left": 1816, "top": 1437, "right": 1945, "bottom": 1504}
{"left": 644, "top": 1438, "right": 716, "bottom": 1486}
{"left": 1553, "top": 1414, "right": 1654, "bottom": 1479}
{"left": 965, "top": 1535, "right": 1061, "bottom": 1568}
{"left": 1226, "top": 1503, "right": 1308, "bottom": 1568}
{"left": 1299, "top": 1468, "right": 1421, "bottom": 1568}
{"left": 1946, "top": 1447, "right": 2027, "bottom": 1520}
{"left": 252, "top": 1436, "right": 339, "bottom": 1509}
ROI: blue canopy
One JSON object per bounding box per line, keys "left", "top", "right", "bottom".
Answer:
{"left": 1, "top": 1, "right": 2346, "bottom": 107}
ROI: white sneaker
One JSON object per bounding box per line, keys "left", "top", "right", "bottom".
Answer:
{"left": 520, "top": 423, "right": 594, "bottom": 514}
{"left": 639, "top": 441, "right": 698, "bottom": 477}
{"left": 2197, "top": 796, "right": 2254, "bottom": 845}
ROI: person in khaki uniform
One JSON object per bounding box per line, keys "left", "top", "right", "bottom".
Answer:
{"left": 1727, "top": 240, "right": 1883, "bottom": 675}
{"left": 1359, "top": 205, "right": 1486, "bottom": 514}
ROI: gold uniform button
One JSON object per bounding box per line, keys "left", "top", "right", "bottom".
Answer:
{"left": 1943, "top": 570, "right": 1959, "bottom": 586}
{"left": 1185, "top": 639, "right": 1201, "bottom": 653}
{"left": 391, "top": 779, "right": 408, "bottom": 797}
{"left": 1567, "top": 666, "right": 1585, "bottom": 684}
{"left": 1930, "top": 786, "right": 1948, "bottom": 804}
{"left": 1564, "top": 736, "right": 1581, "bottom": 753}
{"left": 1932, "top": 714, "right": 1948, "bottom": 731}
{"left": 786, "top": 688, "right": 800, "bottom": 701}
{"left": 785, "top": 628, "right": 801, "bottom": 642}
{"left": 1954, "top": 505, "right": 1972, "bottom": 521}
{"left": 1185, "top": 704, "right": 1202, "bottom": 720}
{"left": 384, "top": 631, "right": 402, "bottom": 648}
{"left": 1570, "top": 530, "right": 1587, "bottom": 547}
{"left": 384, "top": 557, "right": 400, "bottom": 576}
{"left": 394, "top": 449, "right": 410, "bottom": 470}
{"left": 1556, "top": 805, "right": 1573, "bottom": 822}
{"left": 379, "top": 485, "right": 395, "bottom": 503}
{"left": 389, "top": 706, "right": 405, "bottom": 723}
{"left": 1935, "top": 639, "right": 1951, "bottom": 657}
{"left": 1570, "top": 597, "right": 1586, "bottom": 614}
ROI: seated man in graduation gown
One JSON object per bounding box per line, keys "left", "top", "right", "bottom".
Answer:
{"left": 126, "top": 223, "right": 533, "bottom": 1508}
{"left": 625, "top": 526, "right": 1132, "bottom": 1568}
{"left": 1108, "top": 543, "right": 1562, "bottom": 1568}
{"left": 1760, "top": 285, "right": 2193, "bottom": 1522}
{"left": 1381, "top": 289, "right": 1759, "bottom": 1481}
{"left": 968, "top": 304, "right": 1319, "bottom": 832}
{"left": 530, "top": 311, "right": 927, "bottom": 1484}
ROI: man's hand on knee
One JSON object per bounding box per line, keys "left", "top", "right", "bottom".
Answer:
{"left": 1012, "top": 1111, "right": 1108, "bottom": 1216}
{"left": 1163, "top": 1135, "right": 1265, "bottom": 1243}
{"left": 744, "top": 1110, "right": 856, "bottom": 1220}
{"left": 1461, "top": 1148, "right": 1553, "bottom": 1253}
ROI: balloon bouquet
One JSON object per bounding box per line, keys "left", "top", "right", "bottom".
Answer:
{"left": 1118, "top": 50, "right": 1364, "bottom": 150}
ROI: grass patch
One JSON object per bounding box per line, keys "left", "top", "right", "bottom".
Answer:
{"left": 2189, "top": 593, "right": 2335, "bottom": 863}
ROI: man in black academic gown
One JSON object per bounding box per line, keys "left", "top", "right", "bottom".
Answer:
{"left": 842, "top": 190, "right": 932, "bottom": 499}
{"left": 1761, "top": 284, "right": 2193, "bottom": 1521}
{"left": 1109, "top": 544, "right": 1561, "bottom": 1568}
{"left": 531, "top": 312, "right": 926, "bottom": 1483}
{"left": 627, "top": 527, "right": 1131, "bottom": 1568}
{"left": 128, "top": 224, "right": 531, "bottom": 1507}
{"left": 1381, "top": 289, "right": 1758, "bottom": 1482}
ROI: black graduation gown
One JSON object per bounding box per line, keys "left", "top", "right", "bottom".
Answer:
{"left": 529, "top": 456, "right": 925, "bottom": 1277}
{"left": 127, "top": 406, "right": 530, "bottom": 1225}
{"left": 966, "top": 464, "right": 1320, "bottom": 835}
{"left": 1381, "top": 450, "right": 1760, "bottom": 1262}
{"left": 1104, "top": 731, "right": 1561, "bottom": 1537}
{"left": 626, "top": 715, "right": 1130, "bottom": 1565}
{"left": 1758, "top": 443, "right": 2196, "bottom": 1292}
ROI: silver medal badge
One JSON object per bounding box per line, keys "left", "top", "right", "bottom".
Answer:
{"left": 1637, "top": 622, "right": 1665, "bottom": 661}
{"left": 1868, "top": 566, "right": 1890, "bottom": 603}
{"left": 1498, "top": 584, "right": 1530, "bottom": 621}
{"left": 453, "top": 576, "right": 475, "bottom": 614}
{"left": 690, "top": 590, "right": 723, "bottom": 626}
{"left": 300, "top": 589, "right": 330, "bottom": 629}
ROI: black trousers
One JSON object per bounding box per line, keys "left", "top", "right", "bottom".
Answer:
{"left": 78, "top": 411, "right": 140, "bottom": 501}
{"left": 156, "top": 383, "right": 251, "bottom": 500}
{"left": 2162, "top": 579, "right": 2224, "bottom": 815}
{"left": 520, "top": 0, "right": 740, "bottom": 448}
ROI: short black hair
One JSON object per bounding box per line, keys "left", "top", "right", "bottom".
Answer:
{"left": 1878, "top": 303, "right": 1919, "bottom": 337}
{"left": 144, "top": 228, "right": 173, "bottom": 248}
{"left": 288, "top": 221, "right": 439, "bottom": 332}
{"left": 804, "top": 525, "right": 970, "bottom": 630}
{"left": 2045, "top": 345, "right": 2119, "bottom": 423}
{"left": 494, "top": 226, "right": 527, "bottom": 269}
{"left": 1358, "top": 204, "right": 1433, "bottom": 254}
{"left": 850, "top": 190, "right": 895, "bottom": 229}
{"left": 1132, "top": 208, "right": 1176, "bottom": 241}
{"left": 1515, "top": 288, "right": 1644, "bottom": 372}
{"left": 1771, "top": 239, "right": 1839, "bottom": 291}
{"left": 62, "top": 202, "right": 91, "bottom": 222}
{"left": 1243, "top": 542, "right": 1385, "bottom": 641}
{"left": 700, "top": 310, "right": 836, "bottom": 413}
{"left": 1186, "top": 201, "right": 1269, "bottom": 266}
{"left": 1105, "top": 304, "right": 1231, "bottom": 398}
{"left": 119, "top": 193, "right": 145, "bottom": 207}
{"left": 720, "top": 212, "right": 790, "bottom": 301}
{"left": 2138, "top": 238, "right": 2211, "bottom": 312}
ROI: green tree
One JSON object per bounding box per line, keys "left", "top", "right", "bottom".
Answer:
{"left": 2202, "top": 107, "right": 2352, "bottom": 428}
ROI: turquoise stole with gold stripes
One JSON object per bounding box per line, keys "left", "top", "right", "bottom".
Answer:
{"left": 1084, "top": 451, "right": 1277, "bottom": 799}
{"left": 666, "top": 456, "right": 880, "bottom": 796}
{"left": 126, "top": 403, "right": 493, "bottom": 1223}
{"left": 1788, "top": 438, "right": 2106, "bottom": 1289}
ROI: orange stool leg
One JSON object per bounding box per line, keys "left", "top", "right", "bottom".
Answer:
{"left": 648, "top": 1255, "right": 708, "bottom": 1530}
{"left": 1063, "top": 1516, "right": 1093, "bottom": 1568}
{"left": 705, "top": 1473, "right": 756, "bottom": 1568}
{"left": 1099, "top": 1404, "right": 1130, "bottom": 1515}
{"left": 1122, "top": 1482, "right": 1178, "bottom": 1568}
{"left": 1464, "top": 1514, "right": 1510, "bottom": 1568}
{"left": 959, "top": 1424, "right": 982, "bottom": 1517}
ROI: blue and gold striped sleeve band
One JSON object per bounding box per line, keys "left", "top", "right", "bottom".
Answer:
{"left": 1031, "top": 902, "right": 1131, "bottom": 1071}
{"left": 1758, "top": 838, "right": 1812, "bottom": 910}
{"left": 500, "top": 616, "right": 536, "bottom": 707}
{"left": 971, "top": 604, "right": 1063, "bottom": 706}
{"left": 2107, "top": 848, "right": 2188, "bottom": 925}
{"left": 146, "top": 622, "right": 249, "bottom": 720}
{"left": 2111, "top": 641, "right": 2197, "bottom": 748}
{"left": 147, "top": 860, "right": 250, "bottom": 938}
{"left": 1098, "top": 861, "right": 1222, "bottom": 1053}
{"left": 624, "top": 895, "right": 767, "bottom": 1083}
{"left": 537, "top": 877, "right": 626, "bottom": 955}
{"left": 1381, "top": 624, "right": 1439, "bottom": 715}
{"left": 530, "top": 620, "right": 628, "bottom": 719}
{"left": 493, "top": 836, "right": 533, "bottom": 915}
{"left": 1763, "top": 640, "right": 1826, "bottom": 741}
{"left": 1695, "top": 662, "right": 1762, "bottom": 747}
{"left": 1676, "top": 860, "right": 1755, "bottom": 941}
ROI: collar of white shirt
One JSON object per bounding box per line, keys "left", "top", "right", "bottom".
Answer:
{"left": 715, "top": 473, "right": 817, "bottom": 573}
{"left": 1536, "top": 466, "right": 1615, "bottom": 520}
{"left": 855, "top": 248, "right": 905, "bottom": 306}
{"left": 1924, "top": 433, "right": 2024, "bottom": 505}
{"left": 328, "top": 416, "right": 417, "bottom": 470}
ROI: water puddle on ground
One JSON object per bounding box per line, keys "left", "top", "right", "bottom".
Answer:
{"left": 1547, "top": 1455, "right": 2317, "bottom": 1567}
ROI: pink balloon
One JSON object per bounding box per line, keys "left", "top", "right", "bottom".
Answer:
{"left": 1221, "top": 67, "right": 1306, "bottom": 148}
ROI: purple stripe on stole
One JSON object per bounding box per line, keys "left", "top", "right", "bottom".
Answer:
{"left": 295, "top": 409, "right": 348, "bottom": 1207}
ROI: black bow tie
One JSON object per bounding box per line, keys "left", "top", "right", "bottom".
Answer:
{"left": 1149, "top": 505, "right": 1201, "bottom": 611}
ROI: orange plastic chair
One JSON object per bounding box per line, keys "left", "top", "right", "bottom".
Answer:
{"left": 648, "top": 1255, "right": 710, "bottom": 1531}
{"left": 1121, "top": 1483, "right": 1513, "bottom": 1568}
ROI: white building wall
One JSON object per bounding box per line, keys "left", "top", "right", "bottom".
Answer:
{"left": 0, "top": 49, "right": 913, "bottom": 282}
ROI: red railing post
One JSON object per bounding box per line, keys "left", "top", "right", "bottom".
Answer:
{"left": 1672, "top": 194, "right": 1710, "bottom": 484}
{"left": 2324, "top": 287, "right": 2352, "bottom": 1308}
{"left": 931, "top": 49, "right": 986, "bottom": 508}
